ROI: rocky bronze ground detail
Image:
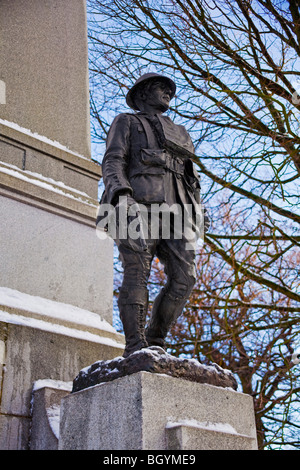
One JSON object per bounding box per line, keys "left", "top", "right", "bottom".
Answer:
{"left": 72, "top": 346, "right": 238, "bottom": 393}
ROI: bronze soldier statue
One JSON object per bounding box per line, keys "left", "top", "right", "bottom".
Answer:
{"left": 97, "top": 73, "right": 209, "bottom": 357}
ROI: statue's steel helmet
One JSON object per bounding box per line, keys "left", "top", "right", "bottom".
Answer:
{"left": 126, "top": 72, "right": 176, "bottom": 110}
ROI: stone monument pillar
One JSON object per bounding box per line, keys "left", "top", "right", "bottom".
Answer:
{"left": 0, "top": 0, "right": 124, "bottom": 450}
{"left": 0, "top": 0, "right": 91, "bottom": 158}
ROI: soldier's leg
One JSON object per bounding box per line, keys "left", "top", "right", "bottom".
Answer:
{"left": 117, "top": 242, "right": 154, "bottom": 357}
{"left": 145, "top": 239, "right": 196, "bottom": 348}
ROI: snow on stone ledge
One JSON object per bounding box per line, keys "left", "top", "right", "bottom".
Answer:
{"left": 166, "top": 419, "right": 239, "bottom": 435}
{"left": 0, "top": 286, "right": 115, "bottom": 333}
{"left": 0, "top": 118, "right": 89, "bottom": 161}
{"left": 33, "top": 378, "right": 73, "bottom": 393}
{"left": 0, "top": 287, "right": 124, "bottom": 349}
{"left": 0, "top": 161, "right": 94, "bottom": 205}
{"left": 47, "top": 404, "right": 62, "bottom": 440}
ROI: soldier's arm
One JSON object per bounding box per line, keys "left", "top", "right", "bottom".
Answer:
{"left": 102, "top": 113, "right": 133, "bottom": 205}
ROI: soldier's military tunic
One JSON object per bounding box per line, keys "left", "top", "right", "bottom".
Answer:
{"left": 98, "top": 110, "right": 204, "bottom": 350}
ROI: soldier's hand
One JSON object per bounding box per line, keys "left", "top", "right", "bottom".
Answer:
{"left": 115, "top": 194, "right": 147, "bottom": 252}
{"left": 115, "top": 193, "right": 137, "bottom": 211}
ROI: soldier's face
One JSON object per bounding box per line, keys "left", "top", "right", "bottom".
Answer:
{"left": 145, "top": 80, "right": 172, "bottom": 112}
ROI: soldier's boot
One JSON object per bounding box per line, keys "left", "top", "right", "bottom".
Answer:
{"left": 119, "top": 304, "right": 149, "bottom": 358}
{"left": 145, "top": 287, "right": 189, "bottom": 350}
{"left": 118, "top": 287, "right": 149, "bottom": 358}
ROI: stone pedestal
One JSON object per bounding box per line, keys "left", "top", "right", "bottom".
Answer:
{"left": 0, "top": 289, "right": 124, "bottom": 449}
{"left": 0, "top": 0, "right": 120, "bottom": 450}
{"left": 59, "top": 372, "right": 258, "bottom": 450}
{"left": 30, "top": 381, "right": 72, "bottom": 451}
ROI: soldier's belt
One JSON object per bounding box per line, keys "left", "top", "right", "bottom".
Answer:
{"left": 140, "top": 148, "right": 186, "bottom": 175}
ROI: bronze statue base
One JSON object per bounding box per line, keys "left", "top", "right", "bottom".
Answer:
{"left": 72, "top": 346, "right": 237, "bottom": 393}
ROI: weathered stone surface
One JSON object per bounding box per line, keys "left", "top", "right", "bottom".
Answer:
{"left": 30, "top": 382, "right": 72, "bottom": 450}
{"left": 60, "top": 372, "right": 257, "bottom": 450}
{"left": 165, "top": 421, "right": 257, "bottom": 450}
{"left": 0, "top": 126, "right": 101, "bottom": 199}
{"left": 0, "top": 0, "right": 91, "bottom": 158}
{"left": 72, "top": 346, "right": 238, "bottom": 392}
{"left": 0, "top": 196, "right": 114, "bottom": 320}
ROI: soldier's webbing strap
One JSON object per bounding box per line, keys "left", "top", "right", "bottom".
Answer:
{"left": 133, "top": 113, "right": 159, "bottom": 148}
{"left": 133, "top": 114, "right": 186, "bottom": 175}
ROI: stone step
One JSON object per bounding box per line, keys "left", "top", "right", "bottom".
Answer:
{"left": 166, "top": 420, "right": 257, "bottom": 450}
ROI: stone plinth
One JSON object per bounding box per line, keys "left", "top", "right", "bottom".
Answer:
{"left": 0, "top": 0, "right": 119, "bottom": 451}
{"left": 59, "top": 371, "right": 258, "bottom": 450}
{"left": 0, "top": 121, "right": 101, "bottom": 199}
{"left": 0, "top": 0, "right": 113, "bottom": 321}
{"left": 0, "top": 193, "right": 112, "bottom": 320}
{"left": 0, "top": 292, "right": 124, "bottom": 450}
{"left": 30, "top": 381, "right": 72, "bottom": 450}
